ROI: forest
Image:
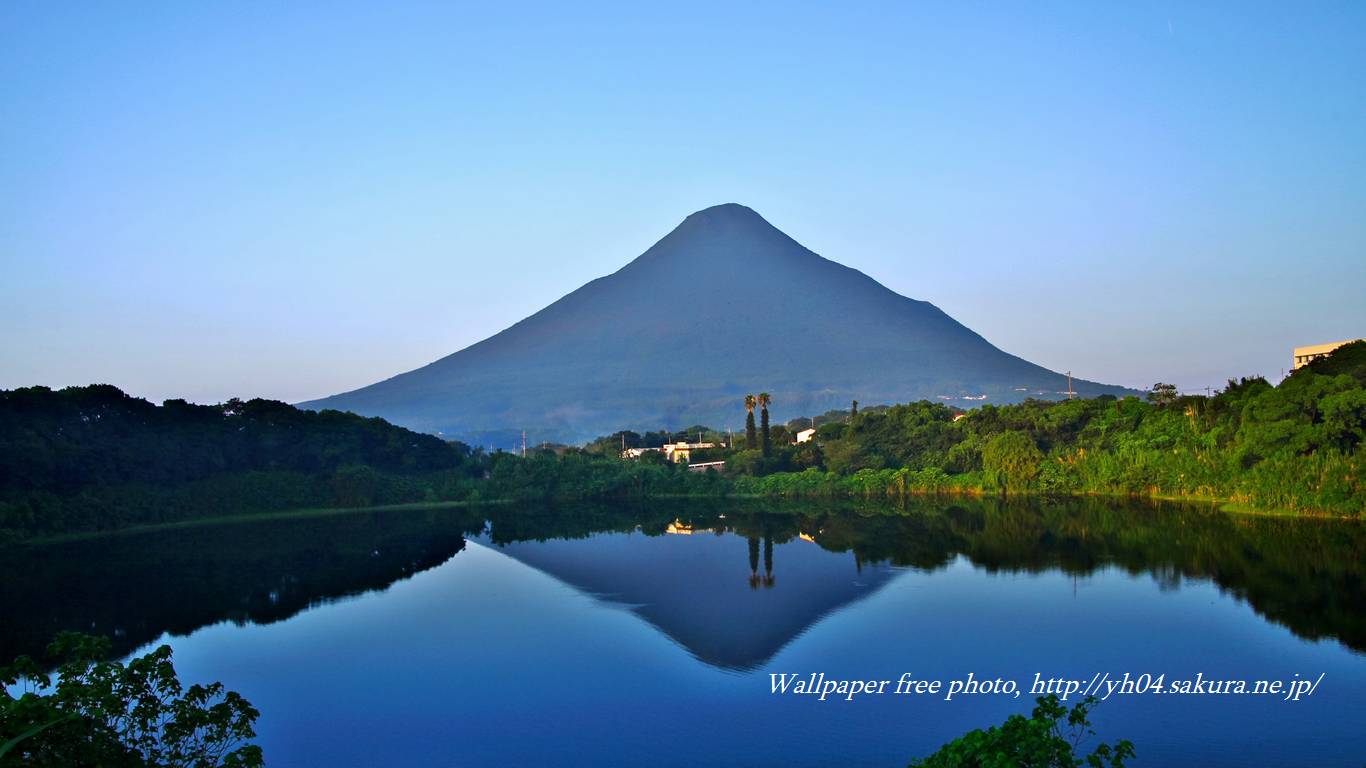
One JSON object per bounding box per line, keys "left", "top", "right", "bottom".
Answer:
{"left": 0, "top": 385, "right": 486, "bottom": 537}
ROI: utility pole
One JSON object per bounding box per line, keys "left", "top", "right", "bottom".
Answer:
{"left": 1066, "top": 371, "right": 1074, "bottom": 400}
{"left": 521, "top": 430, "right": 526, "bottom": 457}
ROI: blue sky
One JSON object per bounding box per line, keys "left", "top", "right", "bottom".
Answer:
{"left": 3, "top": 2, "right": 1363, "bottom": 406}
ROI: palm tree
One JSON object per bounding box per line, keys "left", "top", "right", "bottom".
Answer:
{"left": 744, "top": 394, "right": 757, "bottom": 450}
{"left": 758, "top": 392, "right": 772, "bottom": 457}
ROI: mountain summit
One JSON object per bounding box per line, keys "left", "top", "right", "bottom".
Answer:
{"left": 302, "top": 205, "right": 1133, "bottom": 443}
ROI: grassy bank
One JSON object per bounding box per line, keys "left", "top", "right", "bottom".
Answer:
{"left": 722, "top": 457, "right": 1364, "bottom": 518}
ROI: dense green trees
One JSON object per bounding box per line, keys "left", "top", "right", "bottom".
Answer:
{"left": 0, "top": 386, "right": 487, "bottom": 537}
{"left": 0, "top": 386, "right": 467, "bottom": 491}
{"left": 479, "top": 447, "right": 732, "bottom": 503}
{"left": 1, "top": 634, "right": 261, "bottom": 767}
{"left": 656, "top": 342, "right": 1366, "bottom": 516}
{"left": 981, "top": 431, "right": 1044, "bottom": 491}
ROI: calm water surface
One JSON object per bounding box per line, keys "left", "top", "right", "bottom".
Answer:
{"left": 3, "top": 498, "right": 1363, "bottom": 766}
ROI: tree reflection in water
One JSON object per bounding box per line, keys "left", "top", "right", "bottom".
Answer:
{"left": 2, "top": 496, "right": 1361, "bottom": 668}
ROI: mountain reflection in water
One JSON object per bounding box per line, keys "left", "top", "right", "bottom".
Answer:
{"left": 483, "top": 522, "right": 901, "bottom": 670}
{"left": 1, "top": 497, "right": 1362, "bottom": 667}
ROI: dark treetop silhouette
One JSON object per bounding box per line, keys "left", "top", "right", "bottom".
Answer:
{"left": 302, "top": 204, "right": 1133, "bottom": 443}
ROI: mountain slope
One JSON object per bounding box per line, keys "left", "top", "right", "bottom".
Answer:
{"left": 302, "top": 204, "right": 1134, "bottom": 443}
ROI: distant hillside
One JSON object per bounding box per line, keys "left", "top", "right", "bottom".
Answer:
{"left": 0, "top": 385, "right": 482, "bottom": 536}
{"left": 303, "top": 204, "right": 1136, "bottom": 443}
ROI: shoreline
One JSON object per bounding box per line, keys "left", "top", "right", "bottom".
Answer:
{"left": 11, "top": 498, "right": 510, "bottom": 546}
{"left": 8, "top": 486, "right": 1356, "bottom": 547}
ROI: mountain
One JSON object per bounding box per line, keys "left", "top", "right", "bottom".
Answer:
{"left": 302, "top": 204, "right": 1135, "bottom": 444}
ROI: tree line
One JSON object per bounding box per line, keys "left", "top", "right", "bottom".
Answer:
{"left": 0, "top": 385, "right": 487, "bottom": 537}
{"left": 588, "top": 342, "right": 1366, "bottom": 516}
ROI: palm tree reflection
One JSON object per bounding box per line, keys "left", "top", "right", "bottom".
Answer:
{"left": 748, "top": 536, "right": 760, "bottom": 589}
{"left": 748, "top": 535, "right": 776, "bottom": 589}
{"left": 763, "top": 536, "right": 775, "bottom": 588}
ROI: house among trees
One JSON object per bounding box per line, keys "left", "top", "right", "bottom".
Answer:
{"left": 795, "top": 428, "right": 816, "bottom": 443}
{"left": 619, "top": 441, "right": 724, "bottom": 463}
{"left": 662, "top": 440, "right": 721, "bottom": 463}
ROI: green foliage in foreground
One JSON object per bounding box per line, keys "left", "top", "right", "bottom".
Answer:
{"left": 1, "top": 634, "right": 261, "bottom": 767}
{"left": 484, "top": 448, "right": 730, "bottom": 500}
{"left": 912, "top": 695, "right": 1134, "bottom": 768}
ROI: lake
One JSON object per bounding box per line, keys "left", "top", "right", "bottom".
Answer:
{"left": 3, "top": 498, "right": 1363, "bottom": 766}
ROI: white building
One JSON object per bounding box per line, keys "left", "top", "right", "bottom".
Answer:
{"left": 795, "top": 428, "right": 816, "bottom": 443}
{"left": 1293, "top": 339, "right": 1363, "bottom": 370}
{"left": 662, "top": 441, "right": 720, "bottom": 463}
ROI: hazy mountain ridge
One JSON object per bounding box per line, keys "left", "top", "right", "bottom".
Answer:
{"left": 302, "top": 204, "right": 1136, "bottom": 443}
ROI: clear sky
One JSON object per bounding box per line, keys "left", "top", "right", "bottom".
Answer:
{"left": 3, "top": 2, "right": 1364, "bottom": 405}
